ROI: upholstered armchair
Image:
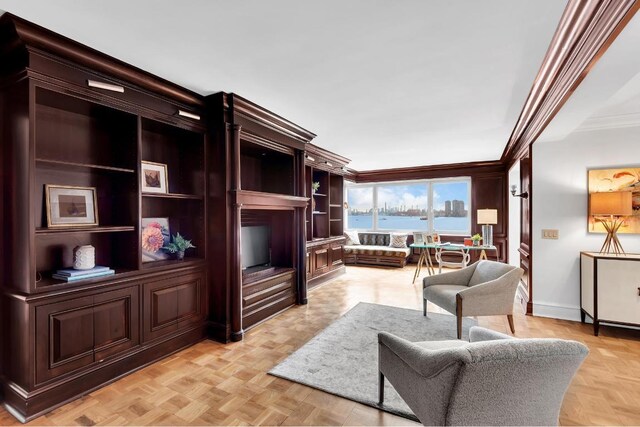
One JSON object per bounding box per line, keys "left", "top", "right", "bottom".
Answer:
{"left": 423, "top": 260, "right": 523, "bottom": 339}
{"left": 378, "top": 327, "right": 588, "bottom": 426}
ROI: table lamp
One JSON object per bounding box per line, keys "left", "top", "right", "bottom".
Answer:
{"left": 590, "top": 191, "right": 632, "bottom": 255}
{"left": 477, "top": 209, "right": 497, "bottom": 246}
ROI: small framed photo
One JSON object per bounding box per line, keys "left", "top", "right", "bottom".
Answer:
{"left": 141, "top": 218, "right": 171, "bottom": 262}
{"left": 141, "top": 161, "right": 168, "bottom": 194}
{"left": 45, "top": 185, "right": 99, "bottom": 228}
{"left": 413, "top": 232, "right": 425, "bottom": 245}
{"left": 432, "top": 233, "right": 440, "bottom": 243}
{"left": 425, "top": 234, "right": 434, "bottom": 244}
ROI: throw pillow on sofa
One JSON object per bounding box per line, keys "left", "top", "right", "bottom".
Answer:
{"left": 389, "top": 233, "right": 408, "bottom": 248}
{"left": 344, "top": 230, "right": 361, "bottom": 245}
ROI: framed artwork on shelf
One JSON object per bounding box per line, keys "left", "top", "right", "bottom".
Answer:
{"left": 413, "top": 232, "right": 425, "bottom": 245}
{"left": 141, "top": 161, "right": 168, "bottom": 194}
{"left": 141, "top": 218, "right": 171, "bottom": 262}
{"left": 588, "top": 167, "right": 640, "bottom": 234}
{"left": 45, "top": 185, "right": 98, "bottom": 227}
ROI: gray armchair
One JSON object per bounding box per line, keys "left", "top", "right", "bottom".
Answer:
{"left": 423, "top": 260, "right": 523, "bottom": 338}
{"left": 378, "top": 327, "right": 588, "bottom": 426}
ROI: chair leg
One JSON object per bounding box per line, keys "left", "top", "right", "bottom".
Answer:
{"left": 507, "top": 314, "right": 515, "bottom": 334}
{"left": 423, "top": 298, "right": 427, "bottom": 316}
{"left": 378, "top": 371, "right": 384, "bottom": 405}
{"left": 456, "top": 294, "right": 463, "bottom": 339}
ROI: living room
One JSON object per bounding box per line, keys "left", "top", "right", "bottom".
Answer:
{"left": 0, "top": 0, "right": 639, "bottom": 426}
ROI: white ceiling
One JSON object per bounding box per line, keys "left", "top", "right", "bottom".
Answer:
{"left": 538, "top": 11, "right": 640, "bottom": 142}
{"left": 0, "top": 0, "right": 567, "bottom": 170}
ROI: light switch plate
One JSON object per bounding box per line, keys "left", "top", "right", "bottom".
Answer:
{"left": 541, "top": 229, "right": 559, "bottom": 239}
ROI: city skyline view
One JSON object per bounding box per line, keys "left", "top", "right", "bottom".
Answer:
{"left": 347, "top": 181, "right": 469, "bottom": 217}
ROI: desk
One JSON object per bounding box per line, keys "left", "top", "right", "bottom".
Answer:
{"left": 410, "top": 243, "right": 498, "bottom": 284}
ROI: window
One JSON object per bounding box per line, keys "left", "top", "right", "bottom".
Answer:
{"left": 432, "top": 181, "right": 471, "bottom": 234}
{"left": 345, "top": 178, "right": 471, "bottom": 235}
{"left": 346, "top": 186, "right": 374, "bottom": 230}
{"left": 376, "top": 183, "right": 428, "bottom": 231}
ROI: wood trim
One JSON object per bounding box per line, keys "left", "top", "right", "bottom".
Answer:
{"left": 354, "top": 160, "right": 505, "bottom": 183}
{"left": 305, "top": 142, "right": 351, "bottom": 170}
{"left": 0, "top": 13, "right": 203, "bottom": 107}
{"left": 232, "top": 190, "right": 309, "bottom": 210}
{"left": 229, "top": 93, "right": 316, "bottom": 144}
{"left": 502, "top": 0, "right": 640, "bottom": 165}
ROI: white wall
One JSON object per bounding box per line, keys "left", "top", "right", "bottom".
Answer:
{"left": 532, "top": 125, "right": 640, "bottom": 320}
{"left": 508, "top": 163, "right": 521, "bottom": 267}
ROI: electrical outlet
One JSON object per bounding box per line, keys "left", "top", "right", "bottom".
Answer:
{"left": 541, "top": 229, "right": 559, "bottom": 239}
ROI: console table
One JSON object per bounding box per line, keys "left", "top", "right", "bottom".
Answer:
{"left": 580, "top": 252, "right": 640, "bottom": 336}
{"left": 410, "top": 243, "right": 497, "bottom": 284}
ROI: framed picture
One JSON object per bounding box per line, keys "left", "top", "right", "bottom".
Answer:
{"left": 413, "top": 232, "right": 425, "bottom": 245}
{"left": 425, "top": 234, "right": 434, "bottom": 244}
{"left": 141, "top": 218, "right": 171, "bottom": 262}
{"left": 588, "top": 167, "right": 640, "bottom": 234}
{"left": 45, "top": 185, "right": 98, "bottom": 228}
{"left": 141, "top": 161, "right": 168, "bottom": 194}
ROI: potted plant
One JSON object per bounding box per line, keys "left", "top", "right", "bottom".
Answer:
{"left": 471, "top": 233, "right": 482, "bottom": 246}
{"left": 312, "top": 181, "right": 320, "bottom": 194}
{"left": 162, "top": 232, "right": 196, "bottom": 260}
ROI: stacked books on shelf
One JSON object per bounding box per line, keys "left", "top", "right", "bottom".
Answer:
{"left": 52, "top": 266, "right": 115, "bottom": 282}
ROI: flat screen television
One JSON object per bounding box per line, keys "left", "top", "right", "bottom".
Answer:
{"left": 241, "top": 225, "right": 271, "bottom": 270}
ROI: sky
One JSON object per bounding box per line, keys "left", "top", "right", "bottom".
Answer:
{"left": 347, "top": 181, "right": 469, "bottom": 211}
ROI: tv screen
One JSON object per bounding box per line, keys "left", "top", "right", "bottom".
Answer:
{"left": 241, "top": 225, "right": 271, "bottom": 269}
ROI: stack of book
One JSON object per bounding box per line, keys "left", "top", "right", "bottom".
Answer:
{"left": 52, "top": 266, "right": 115, "bottom": 282}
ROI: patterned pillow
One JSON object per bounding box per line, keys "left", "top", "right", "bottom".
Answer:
{"left": 344, "top": 230, "right": 361, "bottom": 245}
{"left": 389, "top": 233, "right": 408, "bottom": 248}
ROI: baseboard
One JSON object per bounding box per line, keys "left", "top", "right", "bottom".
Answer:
{"left": 532, "top": 301, "right": 581, "bottom": 321}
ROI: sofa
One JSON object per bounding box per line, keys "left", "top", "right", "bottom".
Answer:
{"left": 343, "top": 232, "right": 411, "bottom": 267}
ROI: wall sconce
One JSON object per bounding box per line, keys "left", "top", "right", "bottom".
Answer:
{"left": 510, "top": 185, "right": 528, "bottom": 199}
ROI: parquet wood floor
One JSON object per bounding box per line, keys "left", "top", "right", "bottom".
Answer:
{"left": 1, "top": 265, "right": 639, "bottom": 426}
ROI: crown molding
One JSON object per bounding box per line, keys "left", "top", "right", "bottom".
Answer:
{"left": 575, "top": 111, "right": 640, "bottom": 132}
{"left": 502, "top": 0, "right": 640, "bottom": 165}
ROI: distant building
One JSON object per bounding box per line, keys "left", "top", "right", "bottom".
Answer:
{"left": 445, "top": 200, "right": 452, "bottom": 216}
{"left": 452, "top": 200, "right": 465, "bottom": 216}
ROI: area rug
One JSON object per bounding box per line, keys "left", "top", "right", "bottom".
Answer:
{"left": 268, "top": 302, "right": 476, "bottom": 421}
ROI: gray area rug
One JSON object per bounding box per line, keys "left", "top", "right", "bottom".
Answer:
{"left": 269, "top": 302, "right": 476, "bottom": 421}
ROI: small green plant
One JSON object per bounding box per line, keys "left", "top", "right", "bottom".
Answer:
{"left": 162, "top": 232, "right": 196, "bottom": 259}
{"left": 312, "top": 181, "right": 320, "bottom": 193}
{"left": 471, "top": 233, "right": 482, "bottom": 241}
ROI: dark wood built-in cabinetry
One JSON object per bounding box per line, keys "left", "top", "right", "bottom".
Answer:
{"left": 0, "top": 14, "right": 208, "bottom": 421}
{"left": 304, "top": 144, "right": 350, "bottom": 289}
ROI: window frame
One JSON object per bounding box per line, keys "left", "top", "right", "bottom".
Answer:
{"left": 345, "top": 177, "right": 472, "bottom": 235}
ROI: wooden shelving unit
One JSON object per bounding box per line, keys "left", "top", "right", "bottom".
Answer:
{"left": 0, "top": 15, "right": 208, "bottom": 421}
{"left": 304, "top": 144, "right": 350, "bottom": 289}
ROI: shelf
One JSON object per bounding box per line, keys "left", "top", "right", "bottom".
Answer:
{"left": 35, "top": 226, "right": 135, "bottom": 235}
{"left": 329, "top": 204, "right": 342, "bottom": 208}
{"left": 330, "top": 219, "right": 342, "bottom": 222}
{"left": 312, "top": 193, "right": 327, "bottom": 197}
{"left": 142, "top": 192, "right": 203, "bottom": 200}
{"left": 35, "top": 158, "right": 135, "bottom": 173}
{"left": 141, "top": 257, "right": 205, "bottom": 270}
{"left": 37, "top": 268, "right": 136, "bottom": 288}
{"left": 313, "top": 211, "right": 327, "bottom": 215}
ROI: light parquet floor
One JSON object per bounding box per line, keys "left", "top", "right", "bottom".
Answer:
{"left": 1, "top": 265, "right": 639, "bottom": 426}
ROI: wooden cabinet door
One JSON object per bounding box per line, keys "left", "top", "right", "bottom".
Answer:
{"left": 313, "top": 247, "right": 330, "bottom": 274}
{"left": 330, "top": 244, "right": 344, "bottom": 266}
{"left": 143, "top": 272, "right": 203, "bottom": 342}
{"left": 93, "top": 286, "right": 140, "bottom": 362}
{"left": 306, "top": 250, "right": 313, "bottom": 276}
{"left": 36, "top": 296, "right": 95, "bottom": 384}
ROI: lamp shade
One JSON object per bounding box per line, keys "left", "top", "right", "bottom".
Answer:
{"left": 590, "top": 191, "right": 632, "bottom": 216}
{"left": 477, "top": 209, "right": 498, "bottom": 225}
